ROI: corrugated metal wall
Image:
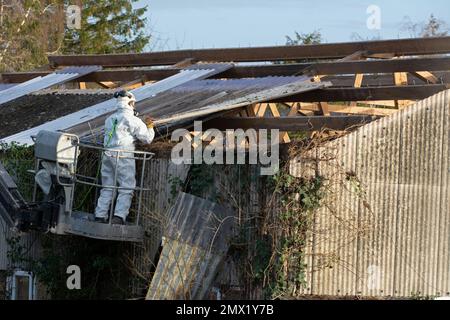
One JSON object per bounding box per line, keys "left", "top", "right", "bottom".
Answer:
{"left": 290, "top": 89, "right": 450, "bottom": 297}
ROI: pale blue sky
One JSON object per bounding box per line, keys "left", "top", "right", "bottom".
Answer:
{"left": 136, "top": 0, "right": 450, "bottom": 50}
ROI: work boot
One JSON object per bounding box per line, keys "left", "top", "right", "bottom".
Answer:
{"left": 95, "top": 216, "right": 108, "bottom": 223}
{"left": 112, "top": 216, "right": 125, "bottom": 225}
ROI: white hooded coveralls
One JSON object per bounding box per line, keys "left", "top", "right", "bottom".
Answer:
{"left": 94, "top": 98, "right": 155, "bottom": 221}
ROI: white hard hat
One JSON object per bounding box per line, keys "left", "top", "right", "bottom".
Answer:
{"left": 114, "top": 90, "right": 136, "bottom": 103}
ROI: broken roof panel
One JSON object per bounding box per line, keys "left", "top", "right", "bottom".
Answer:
{"left": 1, "top": 63, "right": 232, "bottom": 146}
{"left": 147, "top": 192, "right": 235, "bottom": 299}
{"left": 0, "top": 66, "right": 102, "bottom": 106}
{"left": 71, "top": 76, "right": 329, "bottom": 142}
{"left": 158, "top": 77, "right": 329, "bottom": 125}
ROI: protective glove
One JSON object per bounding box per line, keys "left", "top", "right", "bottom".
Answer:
{"left": 145, "top": 116, "right": 155, "bottom": 129}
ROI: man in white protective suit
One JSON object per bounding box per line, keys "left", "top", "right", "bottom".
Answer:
{"left": 94, "top": 90, "right": 155, "bottom": 225}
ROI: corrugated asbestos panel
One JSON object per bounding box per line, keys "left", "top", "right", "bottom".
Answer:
{"left": 129, "top": 160, "right": 190, "bottom": 296}
{"left": 147, "top": 239, "right": 224, "bottom": 300}
{"left": 2, "top": 64, "right": 232, "bottom": 146}
{"left": 75, "top": 76, "right": 327, "bottom": 143}
{"left": 0, "top": 66, "right": 101, "bottom": 106}
{"left": 0, "top": 219, "right": 42, "bottom": 270}
{"left": 157, "top": 77, "right": 326, "bottom": 125}
{"left": 169, "top": 76, "right": 304, "bottom": 92}
{"left": 290, "top": 89, "right": 449, "bottom": 297}
{"left": 146, "top": 192, "right": 235, "bottom": 300}
{"left": 0, "top": 84, "right": 15, "bottom": 92}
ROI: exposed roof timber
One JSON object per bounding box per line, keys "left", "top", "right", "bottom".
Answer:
{"left": 203, "top": 115, "right": 380, "bottom": 131}
{"left": 1, "top": 64, "right": 233, "bottom": 146}
{"left": 270, "top": 84, "right": 449, "bottom": 102}
{"left": 5, "top": 72, "right": 446, "bottom": 89}
{"left": 323, "top": 73, "right": 450, "bottom": 87}
{"left": 300, "top": 57, "right": 450, "bottom": 76}
{"left": 1, "top": 81, "right": 443, "bottom": 104}
{"left": 68, "top": 78, "right": 329, "bottom": 141}
{"left": 47, "top": 36, "right": 450, "bottom": 67}
{"left": 4, "top": 57, "right": 450, "bottom": 83}
{"left": 0, "top": 66, "right": 101, "bottom": 106}
{"left": 297, "top": 103, "right": 398, "bottom": 116}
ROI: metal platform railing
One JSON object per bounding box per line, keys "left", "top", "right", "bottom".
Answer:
{"left": 54, "top": 140, "right": 154, "bottom": 226}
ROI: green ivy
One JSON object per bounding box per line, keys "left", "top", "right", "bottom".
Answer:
{"left": 266, "top": 169, "right": 325, "bottom": 298}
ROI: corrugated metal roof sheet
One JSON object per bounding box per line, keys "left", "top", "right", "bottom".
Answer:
{"left": 1, "top": 64, "right": 232, "bottom": 146}
{"left": 290, "top": 89, "right": 450, "bottom": 297}
{"left": 170, "top": 76, "right": 304, "bottom": 91}
{"left": 157, "top": 77, "right": 326, "bottom": 125}
{"left": 0, "top": 66, "right": 102, "bottom": 106}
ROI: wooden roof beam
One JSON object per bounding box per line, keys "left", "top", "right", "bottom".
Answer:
{"left": 47, "top": 36, "right": 450, "bottom": 67}
{"left": 269, "top": 84, "right": 449, "bottom": 102}
{"left": 4, "top": 57, "right": 450, "bottom": 83}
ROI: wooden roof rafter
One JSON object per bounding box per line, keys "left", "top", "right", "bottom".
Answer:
{"left": 46, "top": 36, "right": 450, "bottom": 67}
{"left": 4, "top": 57, "right": 450, "bottom": 83}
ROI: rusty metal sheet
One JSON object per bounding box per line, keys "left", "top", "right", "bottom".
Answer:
{"left": 0, "top": 66, "right": 102, "bottom": 106}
